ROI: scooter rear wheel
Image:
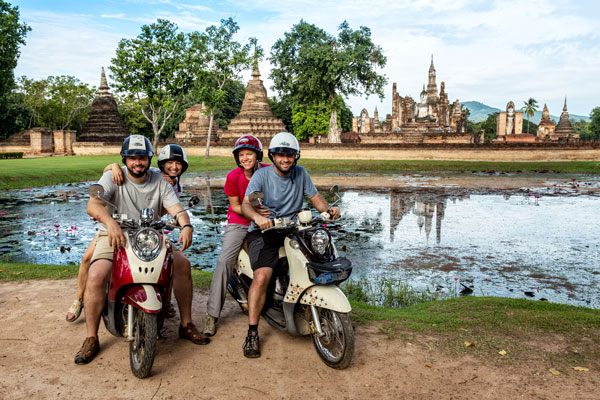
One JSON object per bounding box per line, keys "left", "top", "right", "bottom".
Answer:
{"left": 312, "top": 309, "right": 354, "bottom": 369}
{"left": 129, "top": 309, "right": 157, "bottom": 379}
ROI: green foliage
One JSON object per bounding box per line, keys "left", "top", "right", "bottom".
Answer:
{"left": 0, "top": 90, "right": 31, "bottom": 139}
{"left": 16, "top": 75, "right": 95, "bottom": 134}
{"left": 115, "top": 94, "right": 153, "bottom": 138}
{"left": 344, "top": 278, "right": 438, "bottom": 308}
{"left": 522, "top": 119, "right": 537, "bottom": 136}
{"left": 522, "top": 98, "right": 539, "bottom": 134}
{"left": 0, "top": 151, "right": 22, "bottom": 159}
{"left": 0, "top": 0, "right": 30, "bottom": 139}
{"left": 270, "top": 20, "right": 387, "bottom": 141}
{"left": 572, "top": 119, "right": 590, "bottom": 139}
{"left": 191, "top": 18, "right": 257, "bottom": 157}
{"left": 468, "top": 112, "right": 497, "bottom": 140}
{"left": 588, "top": 107, "right": 600, "bottom": 141}
{"left": 110, "top": 19, "right": 200, "bottom": 149}
{"left": 269, "top": 95, "right": 293, "bottom": 133}
{"left": 291, "top": 103, "right": 331, "bottom": 141}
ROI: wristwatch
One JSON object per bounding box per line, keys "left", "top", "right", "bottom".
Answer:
{"left": 182, "top": 224, "right": 194, "bottom": 231}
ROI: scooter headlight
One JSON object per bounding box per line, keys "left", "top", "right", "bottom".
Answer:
{"left": 133, "top": 228, "right": 162, "bottom": 261}
{"left": 310, "top": 229, "right": 330, "bottom": 256}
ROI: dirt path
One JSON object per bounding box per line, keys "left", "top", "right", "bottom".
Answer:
{"left": 0, "top": 279, "right": 597, "bottom": 399}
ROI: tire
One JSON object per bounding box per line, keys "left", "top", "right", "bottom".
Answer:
{"left": 129, "top": 309, "right": 157, "bottom": 379}
{"left": 311, "top": 309, "right": 354, "bottom": 369}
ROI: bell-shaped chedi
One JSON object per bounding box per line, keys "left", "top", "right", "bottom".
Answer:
{"left": 554, "top": 97, "right": 578, "bottom": 140}
{"left": 220, "top": 63, "right": 286, "bottom": 144}
{"left": 79, "top": 67, "right": 130, "bottom": 142}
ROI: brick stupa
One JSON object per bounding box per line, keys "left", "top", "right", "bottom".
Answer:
{"left": 553, "top": 97, "right": 579, "bottom": 140}
{"left": 220, "top": 63, "right": 286, "bottom": 145}
{"left": 79, "top": 67, "right": 130, "bottom": 142}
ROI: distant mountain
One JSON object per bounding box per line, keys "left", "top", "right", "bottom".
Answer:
{"left": 460, "top": 101, "right": 590, "bottom": 124}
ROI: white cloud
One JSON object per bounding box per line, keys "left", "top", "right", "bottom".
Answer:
{"left": 13, "top": 0, "right": 600, "bottom": 116}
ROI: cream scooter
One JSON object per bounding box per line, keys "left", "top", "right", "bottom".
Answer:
{"left": 228, "top": 186, "right": 354, "bottom": 369}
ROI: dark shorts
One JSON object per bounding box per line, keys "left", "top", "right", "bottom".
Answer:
{"left": 246, "top": 229, "right": 286, "bottom": 271}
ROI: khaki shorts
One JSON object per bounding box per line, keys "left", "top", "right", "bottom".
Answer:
{"left": 90, "top": 231, "right": 114, "bottom": 264}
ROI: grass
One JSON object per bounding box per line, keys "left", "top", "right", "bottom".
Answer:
{"left": 1, "top": 155, "right": 599, "bottom": 190}
{"left": 0, "top": 262, "right": 80, "bottom": 281}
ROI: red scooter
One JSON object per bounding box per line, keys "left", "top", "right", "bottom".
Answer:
{"left": 88, "top": 184, "right": 199, "bottom": 378}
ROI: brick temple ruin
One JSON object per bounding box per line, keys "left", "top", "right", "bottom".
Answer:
{"left": 496, "top": 97, "right": 579, "bottom": 143}
{"left": 79, "top": 68, "right": 130, "bottom": 142}
{"left": 351, "top": 57, "right": 474, "bottom": 144}
{"left": 176, "top": 63, "right": 286, "bottom": 145}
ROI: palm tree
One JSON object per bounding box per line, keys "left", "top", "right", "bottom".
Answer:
{"left": 522, "top": 98, "right": 539, "bottom": 134}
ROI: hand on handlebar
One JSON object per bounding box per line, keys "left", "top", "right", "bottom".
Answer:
{"left": 322, "top": 206, "right": 340, "bottom": 220}
{"left": 255, "top": 215, "right": 273, "bottom": 231}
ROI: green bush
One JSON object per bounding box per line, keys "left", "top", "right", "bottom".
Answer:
{"left": 0, "top": 152, "right": 23, "bottom": 159}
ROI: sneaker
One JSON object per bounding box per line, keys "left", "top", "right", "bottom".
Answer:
{"left": 243, "top": 330, "right": 260, "bottom": 358}
{"left": 202, "top": 314, "right": 216, "bottom": 337}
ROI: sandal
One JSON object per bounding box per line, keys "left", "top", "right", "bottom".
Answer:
{"left": 74, "top": 336, "right": 99, "bottom": 364}
{"left": 179, "top": 323, "right": 210, "bottom": 345}
{"left": 66, "top": 300, "right": 83, "bottom": 322}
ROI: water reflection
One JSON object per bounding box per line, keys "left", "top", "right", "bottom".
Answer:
{"left": 1, "top": 183, "right": 599, "bottom": 308}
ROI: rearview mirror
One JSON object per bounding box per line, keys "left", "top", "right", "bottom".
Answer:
{"left": 248, "top": 191, "right": 264, "bottom": 207}
{"left": 188, "top": 196, "right": 200, "bottom": 208}
{"left": 88, "top": 184, "right": 104, "bottom": 198}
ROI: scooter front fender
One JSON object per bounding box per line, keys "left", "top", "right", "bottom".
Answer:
{"left": 298, "top": 285, "right": 351, "bottom": 313}
{"left": 122, "top": 284, "right": 162, "bottom": 313}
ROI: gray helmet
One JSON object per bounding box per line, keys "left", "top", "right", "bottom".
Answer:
{"left": 120, "top": 135, "right": 154, "bottom": 164}
{"left": 158, "top": 144, "right": 188, "bottom": 176}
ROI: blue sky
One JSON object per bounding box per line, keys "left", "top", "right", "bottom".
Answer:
{"left": 12, "top": 0, "right": 600, "bottom": 117}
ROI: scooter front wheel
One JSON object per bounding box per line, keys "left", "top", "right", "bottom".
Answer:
{"left": 129, "top": 308, "right": 157, "bottom": 379}
{"left": 311, "top": 308, "right": 354, "bottom": 369}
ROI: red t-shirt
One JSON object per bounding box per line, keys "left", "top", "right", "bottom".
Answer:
{"left": 224, "top": 163, "right": 269, "bottom": 225}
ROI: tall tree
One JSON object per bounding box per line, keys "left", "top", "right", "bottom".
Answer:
{"left": 522, "top": 98, "right": 539, "bottom": 134}
{"left": 0, "top": 0, "right": 31, "bottom": 139}
{"left": 110, "top": 19, "right": 201, "bottom": 149}
{"left": 270, "top": 20, "right": 387, "bottom": 143}
{"left": 588, "top": 107, "right": 600, "bottom": 141}
{"left": 192, "top": 18, "right": 257, "bottom": 158}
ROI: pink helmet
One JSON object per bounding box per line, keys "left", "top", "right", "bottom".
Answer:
{"left": 233, "top": 135, "right": 263, "bottom": 167}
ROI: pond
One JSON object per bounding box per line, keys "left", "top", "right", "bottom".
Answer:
{"left": 1, "top": 182, "right": 599, "bottom": 308}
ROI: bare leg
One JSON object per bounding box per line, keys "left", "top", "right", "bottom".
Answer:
{"left": 248, "top": 267, "right": 272, "bottom": 325}
{"left": 83, "top": 259, "right": 112, "bottom": 338}
{"left": 172, "top": 250, "right": 193, "bottom": 326}
{"left": 67, "top": 240, "right": 95, "bottom": 320}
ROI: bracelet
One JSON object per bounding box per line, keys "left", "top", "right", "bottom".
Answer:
{"left": 182, "top": 224, "right": 194, "bottom": 231}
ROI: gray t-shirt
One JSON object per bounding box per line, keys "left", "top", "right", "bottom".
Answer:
{"left": 245, "top": 165, "right": 318, "bottom": 232}
{"left": 96, "top": 167, "right": 180, "bottom": 230}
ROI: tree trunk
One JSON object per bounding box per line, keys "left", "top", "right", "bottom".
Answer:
{"left": 526, "top": 117, "right": 530, "bottom": 134}
{"left": 205, "top": 111, "right": 214, "bottom": 159}
{"left": 328, "top": 106, "right": 341, "bottom": 144}
{"left": 152, "top": 125, "right": 160, "bottom": 151}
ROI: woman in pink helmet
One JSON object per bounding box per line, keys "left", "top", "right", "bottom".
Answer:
{"left": 203, "top": 135, "right": 269, "bottom": 336}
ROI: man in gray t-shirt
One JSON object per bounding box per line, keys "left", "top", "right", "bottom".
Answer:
{"left": 239, "top": 132, "right": 340, "bottom": 359}
{"left": 74, "top": 135, "right": 208, "bottom": 366}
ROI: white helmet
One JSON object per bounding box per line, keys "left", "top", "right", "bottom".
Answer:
{"left": 158, "top": 144, "right": 188, "bottom": 176}
{"left": 268, "top": 132, "right": 300, "bottom": 161}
